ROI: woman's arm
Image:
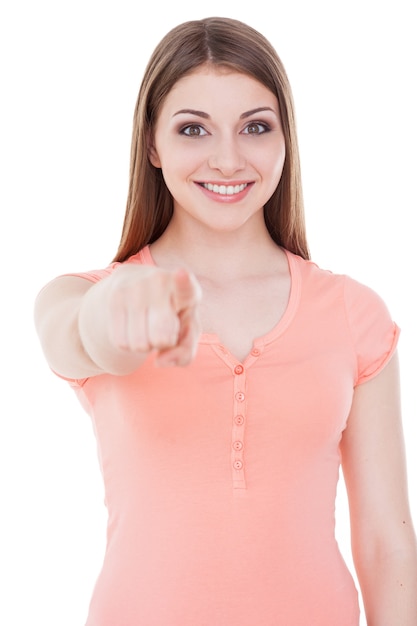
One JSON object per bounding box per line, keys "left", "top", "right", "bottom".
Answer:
{"left": 340, "top": 351, "right": 417, "bottom": 625}
{"left": 34, "top": 265, "right": 201, "bottom": 379}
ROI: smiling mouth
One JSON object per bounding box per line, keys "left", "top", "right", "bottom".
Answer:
{"left": 200, "top": 183, "right": 248, "bottom": 196}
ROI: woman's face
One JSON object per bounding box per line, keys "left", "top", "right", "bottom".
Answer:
{"left": 149, "top": 66, "right": 286, "bottom": 236}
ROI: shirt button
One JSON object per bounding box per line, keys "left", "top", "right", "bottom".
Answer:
{"left": 234, "top": 364, "right": 244, "bottom": 375}
{"left": 233, "top": 460, "right": 243, "bottom": 470}
{"left": 235, "top": 415, "right": 244, "bottom": 426}
{"left": 251, "top": 348, "right": 261, "bottom": 357}
{"left": 235, "top": 392, "right": 245, "bottom": 402}
{"left": 233, "top": 440, "right": 243, "bottom": 451}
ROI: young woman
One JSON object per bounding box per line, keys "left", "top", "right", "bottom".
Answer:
{"left": 34, "top": 17, "right": 417, "bottom": 626}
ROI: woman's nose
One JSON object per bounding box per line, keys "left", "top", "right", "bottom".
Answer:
{"left": 207, "top": 136, "right": 246, "bottom": 176}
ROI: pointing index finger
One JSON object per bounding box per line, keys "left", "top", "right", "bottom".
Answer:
{"left": 172, "top": 269, "right": 202, "bottom": 312}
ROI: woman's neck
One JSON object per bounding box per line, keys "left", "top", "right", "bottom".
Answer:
{"left": 150, "top": 214, "right": 285, "bottom": 281}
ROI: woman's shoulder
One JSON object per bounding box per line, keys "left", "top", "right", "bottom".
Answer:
{"left": 60, "top": 246, "right": 153, "bottom": 284}
{"left": 288, "top": 250, "right": 386, "bottom": 303}
{"left": 287, "top": 251, "right": 399, "bottom": 384}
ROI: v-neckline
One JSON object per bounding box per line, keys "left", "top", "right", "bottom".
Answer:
{"left": 138, "top": 245, "right": 301, "bottom": 364}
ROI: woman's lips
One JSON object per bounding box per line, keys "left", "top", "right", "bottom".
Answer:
{"left": 196, "top": 181, "right": 253, "bottom": 202}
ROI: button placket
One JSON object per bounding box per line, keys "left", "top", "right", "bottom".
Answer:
{"left": 232, "top": 364, "right": 247, "bottom": 489}
{"left": 210, "top": 344, "right": 257, "bottom": 491}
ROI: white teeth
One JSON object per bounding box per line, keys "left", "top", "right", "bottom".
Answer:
{"left": 203, "top": 183, "right": 247, "bottom": 195}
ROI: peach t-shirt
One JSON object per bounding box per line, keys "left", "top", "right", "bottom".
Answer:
{"left": 63, "top": 247, "right": 399, "bottom": 626}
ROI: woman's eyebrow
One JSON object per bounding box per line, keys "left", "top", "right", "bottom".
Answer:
{"left": 240, "top": 107, "right": 276, "bottom": 119}
{"left": 173, "top": 109, "right": 209, "bottom": 118}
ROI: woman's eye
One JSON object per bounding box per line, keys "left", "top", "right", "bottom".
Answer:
{"left": 243, "top": 122, "right": 269, "bottom": 135}
{"left": 180, "top": 124, "right": 208, "bottom": 137}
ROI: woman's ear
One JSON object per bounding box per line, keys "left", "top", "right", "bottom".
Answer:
{"left": 147, "top": 134, "right": 161, "bottom": 168}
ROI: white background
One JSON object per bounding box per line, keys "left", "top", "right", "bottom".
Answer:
{"left": 1, "top": 1, "right": 415, "bottom": 625}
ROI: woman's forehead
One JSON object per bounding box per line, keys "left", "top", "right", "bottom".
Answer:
{"left": 161, "top": 67, "right": 278, "bottom": 114}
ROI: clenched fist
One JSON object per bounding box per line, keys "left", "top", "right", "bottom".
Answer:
{"left": 104, "top": 265, "right": 202, "bottom": 367}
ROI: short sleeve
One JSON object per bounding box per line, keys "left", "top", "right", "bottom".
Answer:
{"left": 343, "top": 276, "right": 400, "bottom": 385}
{"left": 62, "top": 249, "right": 147, "bottom": 284}
{"left": 63, "top": 261, "right": 121, "bottom": 284}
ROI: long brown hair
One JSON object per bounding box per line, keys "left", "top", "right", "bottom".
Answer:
{"left": 113, "top": 17, "right": 310, "bottom": 262}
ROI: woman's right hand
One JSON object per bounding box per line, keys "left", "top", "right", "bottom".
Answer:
{"left": 35, "top": 265, "right": 202, "bottom": 379}
{"left": 93, "top": 264, "right": 202, "bottom": 367}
